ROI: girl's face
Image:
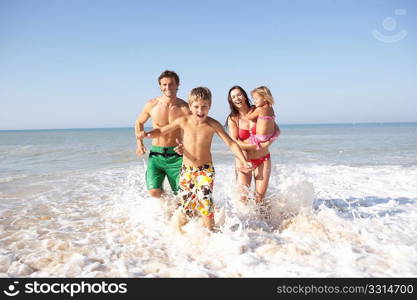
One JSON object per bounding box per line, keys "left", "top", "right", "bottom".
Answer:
{"left": 230, "top": 88, "right": 247, "bottom": 109}
{"left": 252, "top": 93, "right": 267, "bottom": 107}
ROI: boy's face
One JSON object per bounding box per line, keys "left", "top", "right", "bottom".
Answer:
{"left": 159, "top": 77, "right": 178, "bottom": 98}
{"left": 190, "top": 99, "right": 211, "bottom": 122}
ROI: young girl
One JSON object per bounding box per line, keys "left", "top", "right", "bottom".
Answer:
{"left": 246, "top": 86, "right": 280, "bottom": 150}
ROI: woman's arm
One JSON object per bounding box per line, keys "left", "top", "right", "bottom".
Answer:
{"left": 237, "top": 142, "right": 258, "bottom": 150}
{"left": 227, "top": 116, "right": 239, "bottom": 143}
{"left": 237, "top": 121, "right": 279, "bottom": 150}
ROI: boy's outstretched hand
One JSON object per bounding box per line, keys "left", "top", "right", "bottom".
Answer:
{"left": 137, "top": 131, "right": 152, "bottom": 139}
{"left": 136, "top": 131, "right": 146, "bottom": 139}
{"left": 237, "top": 162, "right": 253, "bottom": 173}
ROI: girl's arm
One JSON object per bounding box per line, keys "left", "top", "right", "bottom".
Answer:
{"left": 246, "top": 107, "right": 260, "bottom": 121}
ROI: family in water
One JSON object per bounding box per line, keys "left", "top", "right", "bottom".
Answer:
{"left": 135, "top": 70, "right": 280, "bottom": 231}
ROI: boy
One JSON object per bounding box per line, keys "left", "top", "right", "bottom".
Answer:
{"left": 139, "top": 87, "right": 252, "bottom": 231}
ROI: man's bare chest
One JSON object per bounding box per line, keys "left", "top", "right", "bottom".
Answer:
{"left": 150, "top": 105, "right": 184, "bottom": 127}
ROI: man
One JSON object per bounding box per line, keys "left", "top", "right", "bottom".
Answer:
{"left": 135, "top": 70, "right": 190, "bottom": 198}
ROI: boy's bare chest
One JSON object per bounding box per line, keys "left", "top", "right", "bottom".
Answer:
{"left": 183, "top": 125, "right": 214, "bottom": 142}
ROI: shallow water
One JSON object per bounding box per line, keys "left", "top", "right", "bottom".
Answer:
{"left": 1, "top": 124, "right": 416, "bottom": 277}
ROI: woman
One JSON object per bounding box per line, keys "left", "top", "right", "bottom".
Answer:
{"left": 226, "top": 85, "right": 279, "bottom": 204}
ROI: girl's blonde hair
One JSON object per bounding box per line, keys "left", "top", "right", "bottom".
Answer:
{"left": 251, "top": 86, "right": 274, "bottom": 105}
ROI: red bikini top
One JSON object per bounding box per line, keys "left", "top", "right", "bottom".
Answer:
{"left": 238, "top": 124, "right": 256, "bottom": 140}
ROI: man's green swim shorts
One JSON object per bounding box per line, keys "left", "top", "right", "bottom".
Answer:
{"left": 146, "top": 146, "right": 183, "bottom": 193}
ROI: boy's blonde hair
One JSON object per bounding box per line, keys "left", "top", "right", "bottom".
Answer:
{"left": 251, "top": 86, "right": 275, "bottom": 105}
{"left": 188, "top": 87, "right": 212, "bottom": 105}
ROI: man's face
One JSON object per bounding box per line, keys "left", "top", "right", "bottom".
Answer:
{"left": 159, "top": 77, "right": 178, "bottom": 97}
{"left": 190, "top": 99, "right": 211, "bottom": 122}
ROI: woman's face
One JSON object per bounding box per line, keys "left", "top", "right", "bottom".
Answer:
{"left": 230, "top": 88, "right": 247, "bottom": 109}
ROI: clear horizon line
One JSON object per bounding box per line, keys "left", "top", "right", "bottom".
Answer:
{"left": 1, "top": 121, "right": 417, "bottom": 132}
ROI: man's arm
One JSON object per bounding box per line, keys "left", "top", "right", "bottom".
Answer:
{"left": 174, "top": 138, "right": 184, "bottom": 155}
{"left": 134, "top": 101, "right": 153, "bottom": 156}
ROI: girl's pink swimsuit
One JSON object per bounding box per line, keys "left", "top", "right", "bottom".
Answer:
{"left": 249, "top": 115, "right": 280, "bottom": 149}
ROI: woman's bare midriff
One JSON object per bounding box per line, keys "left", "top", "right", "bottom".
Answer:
{"left": 246, "top": 145, "right": 270, "bottom": 160}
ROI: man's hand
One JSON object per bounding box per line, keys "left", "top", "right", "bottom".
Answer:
{"left": 136, "top": 144, "right": 147, "bottom": 156}
{"left": 174, "top": 138, "right": 184, "bottom": 155}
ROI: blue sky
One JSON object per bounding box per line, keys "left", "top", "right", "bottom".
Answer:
{"left": 1, "top": 0, "right": 416, "bottom": 130}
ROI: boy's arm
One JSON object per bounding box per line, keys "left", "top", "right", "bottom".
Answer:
{"left": 212, "top": 120, "right": 252, "bottom": 170}
{"left": 143, "top": 117, "right": 184, "bottom": 139}
{"left": 134, "top": 101, "right": 153, "bottom": 156}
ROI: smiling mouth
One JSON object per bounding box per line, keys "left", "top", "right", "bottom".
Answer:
{"left": 197, "top": 114, "right": 205, "bottom": 118}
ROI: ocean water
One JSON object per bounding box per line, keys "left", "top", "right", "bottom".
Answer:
{"left": 0, "top": 123, "right": 417, "bottom": 277}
